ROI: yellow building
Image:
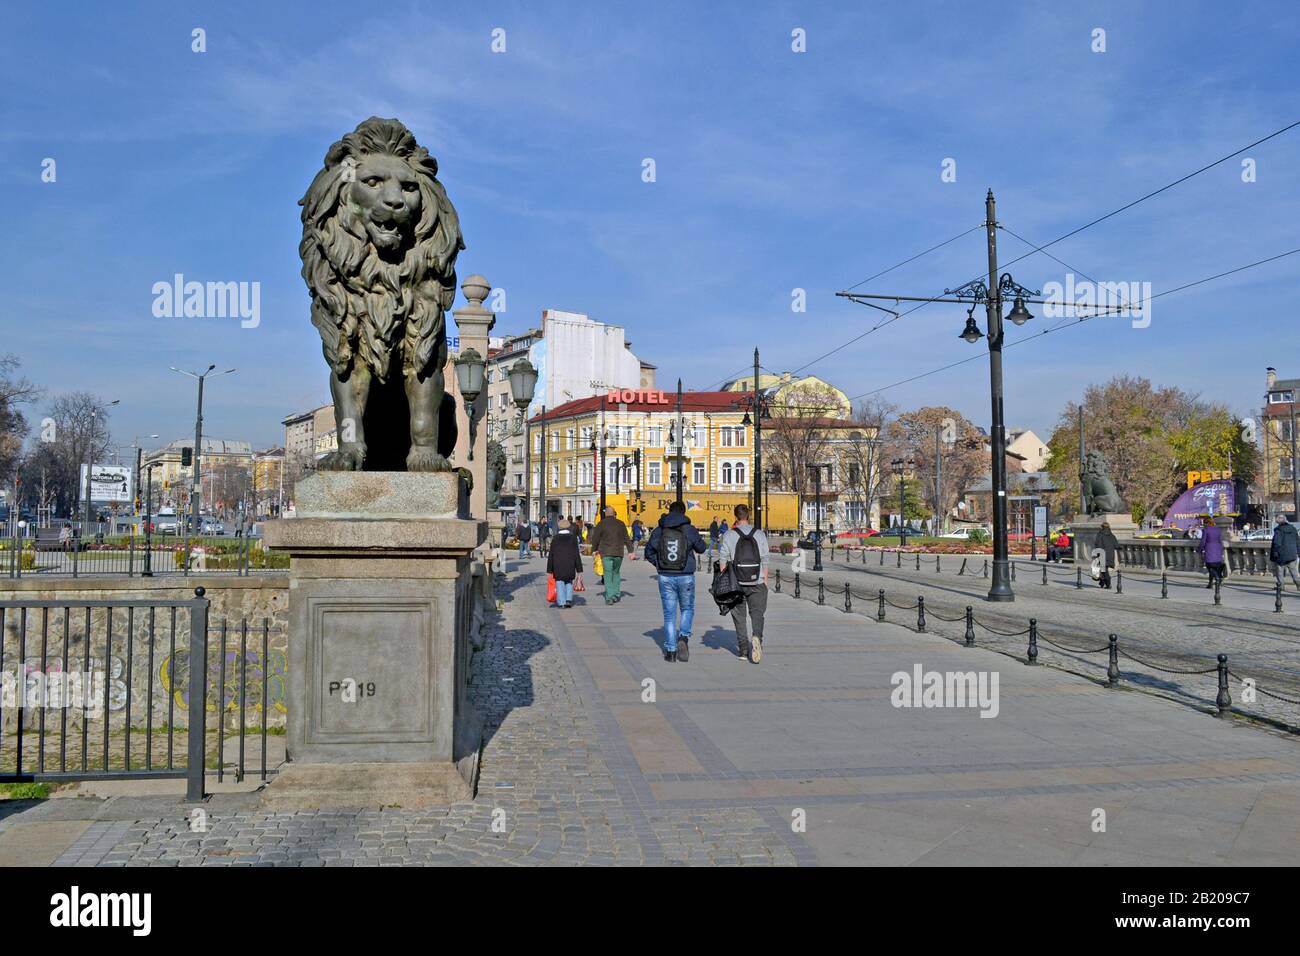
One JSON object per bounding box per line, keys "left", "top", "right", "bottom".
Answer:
{"left": 525, "top": 389, "right": 759, "bottom": 523}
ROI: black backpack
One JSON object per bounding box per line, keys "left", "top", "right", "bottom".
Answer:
{"left": 658, "top": 525, "right": 689, "bottom": 573}
{"left": 733, "top": 527, "right": 762, "bottom": 585}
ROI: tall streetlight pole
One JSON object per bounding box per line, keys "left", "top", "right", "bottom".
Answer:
{"left": 809, "top": 463, "right": 831, "bottom": 571}
{"left": 82, "top": 399, "right": 120, "bottom": 534}
{"left": 752, "top": 348, "right": 763, "bottom": 531}
{"left": 674, "top": 378, "right": 684, "bottom": 506}
{"left": 170, "top": 365, "right": 235, "bottom": 539}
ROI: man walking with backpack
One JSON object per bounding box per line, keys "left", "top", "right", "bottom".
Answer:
{"left": 590, "top": 506, "right": 632, "bottom": 604}
{"left": 719, "top": 504, "right": 769, "bottom": 663}
{"left": 645, "top": 500, "right": 708, "bottom": 662}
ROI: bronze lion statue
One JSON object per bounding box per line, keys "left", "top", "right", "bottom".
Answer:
{"left": 1081, "top": 450, "right": 1126, "bottom": 515}
{"left": 299, "top": 117, "right": 464, "bottom": 471}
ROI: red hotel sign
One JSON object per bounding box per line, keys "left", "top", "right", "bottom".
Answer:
{"left": 606, "top": 388, "right": 669, "bottom": 405}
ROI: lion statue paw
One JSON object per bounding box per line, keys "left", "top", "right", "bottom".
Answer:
{"left": 319, "top": 444, "right": 367, "bottom": 471}
{"left": 406, "top": 445, "right": 452, "bottom": 472}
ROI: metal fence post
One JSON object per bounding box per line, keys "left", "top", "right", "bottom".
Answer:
{"left": 879, "top": 549, "right": 884, "bottom": 566}
{"left": 964, "top": 606, "right": 974, "bottom": 646}
{"left": 916, "top": 596, "right": 926, "bottom": 632}
{"left": 1106, "top": 634, "right": 1120, "bottom": 687}
{"left": 186, "top": 586, "right": 210, "bottom": 802}
{"left": 817, "top": 576, "right": 825, "bottom": 605}
{"left": 877, "top": 588, "right": 885, "bottom": 622}
{"left": 1041, "top": 565, "right": 1047, "bottom": 586}
{"left": 1011, "top": 561, "right": 1016, "bottom": 582}
{"left": 1116, "top": 570, "right": 1122, "bottom": 594}
{"left": 896, "top": 550, "right": 901, "bottom": 568}
{"left": 914, "top": 553, "right": 920, "bottom": 571}
{"left": 1213, "top": 576, "right": 1221, "bottom": 606}
{"left": 1161, "top": 571, "right": 1168, "bottom": 599}
{"left": 794, "top": 572, "right": 801, "bottom": 599}
{"left": 1276, "top": 580, "right": 1283, "bottom": 613}
{"left": 935, "top": 555, "right": 941, "bottom": 573}
{"left": 843, "top": 582, "right": 851, "bottom": 612}
{"left": 983, "top": 559, "right": 989, "bottom": 578}
{"left": 774, "top": 569, "right": 781, "bottom": 594}
{"left": 1027, "top": 618, "right": 1038, "bottom": 665}
{"left": 1076, "top": 567, "right": 1082, "bottom": 589}
{"left": 1215, "top": 654, "right": 1231, "bottom": 717}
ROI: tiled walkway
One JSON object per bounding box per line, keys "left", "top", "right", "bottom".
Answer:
{"left": 5, "top": 556, "right": 1300, "bottom": 866}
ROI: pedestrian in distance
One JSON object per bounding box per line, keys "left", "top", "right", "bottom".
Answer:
{"left": 538, "top": 518, "right": 552, "bottom": 557}
{"left": 1198, "top": 516, "right": 1227, "bottom": 589}
{"left": 517, "top": 517, "right": 532, "bottom": 559}
{"left": 708, "top": 517, "right": 720, "bottom": 557}
{"left": 630, "top": 517, "right": 644, "bottom": 559}
{"left": 1270, "top": 514, "right": 1300, "bottom": 590}
{"left": 645, "top": 499, "right": 707, "bottom": 662}
{"left": 1094, "top": 521, "right": 1119, "bottom": 589}
{"left": 590, "top": 506, "right": 633, "bottom": 604}
{"left": 546, "top": 518, "right": 582, "bottom": 609}
{"left": 719, "top": 504, "right": 769, "bottom": 663}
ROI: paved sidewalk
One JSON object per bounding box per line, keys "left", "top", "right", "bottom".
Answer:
{"left": 4, "top": 556, "right": 1300, "bottom": 865}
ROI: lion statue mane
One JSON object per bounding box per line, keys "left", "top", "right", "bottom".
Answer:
{"left": 299, "top": 117, "right": 465, "bottom": 471}
{"left": 1081, "top": 449, "right": 1126, "bottom": 515}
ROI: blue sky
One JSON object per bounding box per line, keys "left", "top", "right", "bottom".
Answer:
{"left": 3, "top": 0, "right": 1298, "bottom": 452}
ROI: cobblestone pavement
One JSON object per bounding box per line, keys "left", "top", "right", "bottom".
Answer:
{"left": 777, "top": 552, "right": 1300, "bottom": 729}
{"left": 6, "top": 555, "right": 1300, "bottom": 866}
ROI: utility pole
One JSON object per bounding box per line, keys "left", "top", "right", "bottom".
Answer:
{"left": 1078, "top": 407, "right": 1086, "bottom": 514}
{"left": 753, "top": 347, "right": 763, "bottom": 532}
{"left": 1291, "top": 403, "right": 1298, "bottom": 521}
{"left": 934, "top": 423, "right": 942, "bottom": 535}
{"left": 599, "top": 395, "right": 607, "bottom": 516}
{"left": 539, "top": 405, "right": 547, "bottom": 526}
{"left": 675, "top": 378, "right": 684, "bottom": 506}
{"left": 982, "top": 191, "right": 1013, "bottom": 601}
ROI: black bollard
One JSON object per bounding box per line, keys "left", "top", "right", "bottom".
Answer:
{"left": 896, "top": 550, "right": 901, "bottom": 568}
{"left": 1161, "top": 571, "right": 1168, "bottom": 599}
{"left": 1116, "top": 570, "right": 1122, "bottom": 594}
{"left": 1276, "top": 580, "right": 1283, "bottom": 613}
{"left": 936, "top": 555, "right": 941, "bottom": 573}
{"left": 1106, "top": 634, "right": 1120, "bottom": 687}
{"left": 1213, "top": 576, "right": 1221, "bottom": 606}
{"left": 794, "top": 572, "right": 801, "bottom": 599}
{"left": 915, "top": 553, "right": 921, "bottom": 571}
{"left": 1027, "top": 618, "right": 1038, "bottom": 665}
{"left": 1011, "top": 561, "right": 1016, "bottom": 582}
{"left": 917, "top": 596, "right": 926, "bottom": 633}
{"left": 1041, "top": 565, "right": 1048, "bottom": 586}
{"left": 1215, "top": 654, "right": 1231, "bottom": 717}
{"left": 877, "top": 589, "right": 886, "bottom": 622}
{"left": 774, "top": 569, "right": 781, "bottom": 594}
{"left": 863, "top": 548, "right": 867, "bottom": 565}
{"left": 1076, "top": 567, "right": 1083, "bottom": 589}
{"left": 964, "top": 606, "right": 975, "bottom": 646}
{"left": 959, "top": 558, "right": 967, "bottom": 576}
{"left": 844, "top": 582, "right": 852, "bottom": 612}
{"left": 983, "top": 559, "right": 989, "bottom": 579}
{"left": 818, "top": 576, "right": 825, "bottom": 605}
{"left": 879, "top": 549, "right": 884, "bottom": 566}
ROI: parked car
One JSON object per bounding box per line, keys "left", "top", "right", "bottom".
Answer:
{"left": 155, "top": 508, "right": 178, "bottom": 535}
{"left": 1243, "top": 527, "right": 1273, "bottom": 541}
{"left": 941, "top": 527, "right": 975, "bottom": 539}
{"left": 877, "top": 526, "right": 919, "bottom": 539}
{"left": 201, "top": 519, "right": 226, "bottom": 535}
{"left": 836, "top": 527, "right": 879, "bottom": 541}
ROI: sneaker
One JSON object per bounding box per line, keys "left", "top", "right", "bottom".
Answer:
{"left": 663, "top": 648, "right": 677, "bottom": 662}
{"left": 564, "top": 602, "right": 573, "bottom": 609}
{"left": 677, "top": 636, "right": 690, "bottom": 662}
{"left": 749, "top": 636, "right": 763, "bottom": 664}
{"left": 737, "top": 643, "right": 750, "bottom": 660}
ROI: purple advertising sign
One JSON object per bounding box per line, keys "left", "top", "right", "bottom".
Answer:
{"left": 1163, "top": 479, "right": 1235, "bottom": 531}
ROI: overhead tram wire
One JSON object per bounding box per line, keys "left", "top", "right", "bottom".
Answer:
{"left": 843, "top": 245, "right": 1300, "bottom": 403}
{"left": 819, "top": 119, "right": 1300, "bottom": 375}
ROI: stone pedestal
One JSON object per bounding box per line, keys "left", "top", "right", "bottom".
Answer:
{"left": 260, "top": 471, "right": 486, "bottom": 809}
{"left": 1072, "top": 513, "right": 1138, "bottom": 562}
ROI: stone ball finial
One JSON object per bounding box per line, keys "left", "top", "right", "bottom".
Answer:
{"left": 461, "top": 275, "right": 491, "bottom": 306}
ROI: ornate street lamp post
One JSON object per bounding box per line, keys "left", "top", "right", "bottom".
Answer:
{"left": 452, "top": 348, "right": 486, "bottom": 461}
{"left": 809, "top": 463, "right": 831, "bottom": 571}
{"left": 892, "top": 457, "right": 915, "bottom": 545}
{"left": 508, "top": 357, "right": 538, "bottom": 522}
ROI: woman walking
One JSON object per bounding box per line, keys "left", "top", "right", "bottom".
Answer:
{"left": 1094, "top": 521, "right": 1119, "bottom": 590}
{"left": 547, "top": 518, "right": 583, "bottom": 609}
{"left": 1198, "top": 517, "right": 1227, "bottom": 589}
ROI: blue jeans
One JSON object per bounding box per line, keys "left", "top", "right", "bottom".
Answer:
{"left": 519, "top": 540, "right": 530, "bottom": 558}
{"left": 555, "top": 578, "right": 574, "bottom": 605}
{"left": 657, "top": 574, "right": 696, "bottom": 651}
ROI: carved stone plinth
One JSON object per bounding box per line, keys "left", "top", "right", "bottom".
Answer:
{"left": 260, "top": 472, "right": 486, "bottom": 808}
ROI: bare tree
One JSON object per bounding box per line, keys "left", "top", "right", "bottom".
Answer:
{"left": 765, "top": 382, "right": 844, "bottom": 504}
{"left": 16, "top": 391, "right": 115, "bottom": 517}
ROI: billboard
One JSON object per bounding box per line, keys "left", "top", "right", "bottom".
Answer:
{"left": 80, "top": 464, "right": 132, "bottom": 503}
{"left": 1163, "top": 479, "right": 1234, "bottom": 531}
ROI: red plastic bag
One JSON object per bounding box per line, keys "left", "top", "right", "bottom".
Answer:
{"left": 547, "top": 574, "right": 557, "bottom": 604}
{"left": 574, "top": 574, "right": 586, "bottom": 592}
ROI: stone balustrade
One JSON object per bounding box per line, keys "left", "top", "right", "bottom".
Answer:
{"left": 1112, "top": 538, "right": 1274, "bottom": 575}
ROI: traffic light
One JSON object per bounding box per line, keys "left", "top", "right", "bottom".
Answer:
{"left": 181, "top": 447, "right": 193, "bottom": 467}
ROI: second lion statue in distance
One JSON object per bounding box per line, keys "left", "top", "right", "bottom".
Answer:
{"left": 299, "top": 116, "right": 465, "bottom": 472}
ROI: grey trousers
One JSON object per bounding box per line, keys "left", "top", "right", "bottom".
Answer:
{"left": 1274, "top": 560, "right": 1300, "bottom": 587}
{"left": 731, "top": 584, "right": 769, "bottom": 644}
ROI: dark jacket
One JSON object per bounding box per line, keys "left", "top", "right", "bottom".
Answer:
{"left": 645, "top": 512, "right": 708, "bottom": 576}
{"left": 590, "top": 517, "right": 631, "bottom": 558}
{"left": 1271, "top": 521, "right": 1299, "bottom": 564}
{"left": 546, "top": 529, "right": 582, "bottom": 582}
{"left": 1095, "top": 528, "right": 1119, "bottom": 569}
